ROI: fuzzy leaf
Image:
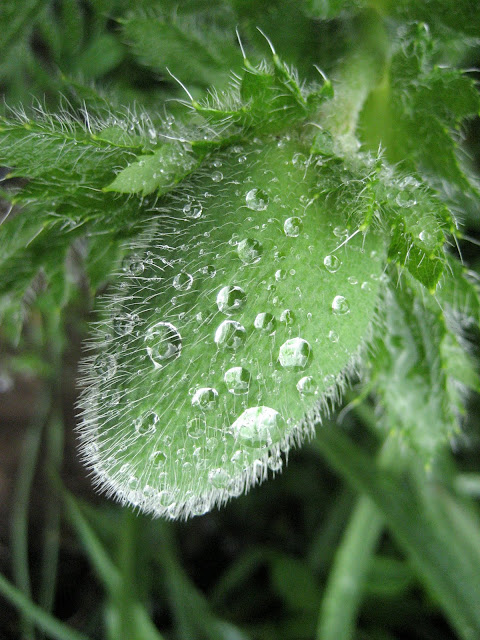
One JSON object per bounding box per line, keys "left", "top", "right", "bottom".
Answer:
{"left": 360, "top": 24, "right": 480, "bottom": 196}
{"left": 77, "top": 136, "right": 386, "bottom": 519}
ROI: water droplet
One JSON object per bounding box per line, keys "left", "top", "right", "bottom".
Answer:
{"left": 214, "top": 320, "right": 246, "bottom": 350}
{"left": 212, "top": 158, "right": 222, "bottom": 168}
{"left": 333, "top": 227, "right": 348, "bottom": 239}
{"left": 135, "top": 412, "right": 159, "bottom": 435}
{"left": 278, "top": 338, "right": 311, "bottom": 370}
{"left": 347, "top": 276, "right": 358, "bottom": 285}
{"left": 268, "top": 453, "right": 283, "bottom": 472}
{"left": 202, "top": 265, "right": 216, "bottom": 278}
{"left": 246, "top": 188, "right": 269, "bottom": 211}
{"left": 191, "top": 387, "right": 218, "bottom": 411}
{"left": 151, "top": 450, "right": 167, "bottom": 467}
{"left": 328, "top": 330, "right": 339, "bottom": 342}
{"left": 211, "top": 170, "right": 223, "bottom": 182}
{"left": 94, "top": 354, "right": 117, "bottom": 380}
{"left": 145, "top": 322, "right": 182, "bottom": 367}
{"left": 238, "top": 155, "right": 247, "bottom": 163}
{"left": 113, "top": 313, "right": 137, "bottom": 336}
{"left": 183, "top": 202, "right": 203, "bottom": 219}
{"left": 284, "top": 217, "right": 303, "bottom": 237}
{"left": 173, "top": 272, "right": 193, "bottom": 291}
{"left": 396, "top": 191, "right": 417, "bottom": 208}
{"left": 419, "top": 230, "right": 434, "bottom": 245}
{"left": 361, "top": 281, "right": 372, "bottom": 291}
{"left": 158, "top": 490, "right": 175, "bottom": 507}
{"left": 323, "top": 254, "right": 341, "bottom": 273}
{"left": 224, "top": 367, "right": 251, "bottom": 395}
{"left": 187, "top": 416, "right": 206, "bottom": 439}
{"left": 237, "top": 238, "right": 263, "bottom": 264}
{"left": 208, "top": 468, "right": 230, "bottom": 488}
{"left": 216, "top": 285, "right": 246, "bottom": 314}
{"left": 275, "top": 269, "right": 287, "bottom": 281}
{"left": 332, "top": 295, "right": 350, "bottom": 315}
{"left": 122, "top": 254, "right": 144, "bottom": 275}
{"left": 231, "top": 406, "right": 284, "bottom": 447}
{"left": 280, "top": 309, "right": 295, "bottom": 325}
{"left": 254, "top": 312, "right": 276, "bottom": 333}
{"left": 297, "top": 376, "right": 318, "bottom": 395}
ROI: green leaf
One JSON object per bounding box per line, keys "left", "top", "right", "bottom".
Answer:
{"left": 105, "top": 144, "right": 199, "bottom": 196}
{"left": 370, "top": 280, "right": 464, "bottom": 461}
{"left": 360, "top": 24, "right": 480, "bottom": 196}
{"left": 77, "top": 135, "right": 386, "bottom": 519}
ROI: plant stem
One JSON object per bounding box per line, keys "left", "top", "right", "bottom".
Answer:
{"left": 11, "top": 392, "right": 51, "bottom": 640}
{"left": 0, "top": 572, "right": 90, "bottom": 640}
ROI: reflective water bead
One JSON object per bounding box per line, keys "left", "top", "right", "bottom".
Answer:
{"left": 296, "top": 376, "right": 318, "bottom": 395}
{"left": 245, "top": 188, "right": 269, "bottom": 211}
{"left": 187, "top": 416, "right": 206, "bottom": 439}
{"left": 145, "top": 322, "right": 182, "bottom": 367}
{"left": 211, "top": 170, "right": 223, "bottom": 182}
{"left": 122, "top": 254, "right": 144, "bottom": 275}
{"left": 331, "top": 295, "right": 350, "bottom": 315}
{"left": 237, "top": 238, "right": 263, "bottom": 264}
{"left": 328, "top": 330, "right": 339, "bottom": 342}
{"left": 113, "top": 313, "right": 137, "bottom": 336}
{"left": 173, "top": 272, "right": 193, "bottom": 291}
{"left": 94, "top": 354, "right": 117, "bottom": 380}
{"left": 231, "top": 406, "right": 284, "bottom": 447}
{"left": 224, "top": 366, "right": 251, "bottom": 395}
{"left": 323, "top": 254, "right": 341, "bottom": 273}
{"left": 214, "top": 320, "right": 246, "bottom": 350}
{"left": 208, "top": 468, "right": 230, "bottom": 488}
{"left": 347, "top": 276, "right": 358, "bottom": 285}
{"left": 216, "top": 286, "right": 246, "bottom": 314}
{"left": 284, "top": 217, "right": 303, "bottom": 237}
{"left": 150, "top": 450, "right": 167, "bottom": 467}
{"left": 135, "top": 412, "right": 159, "bottom": 435}
{"left": 279, "top": 309, "right": 295, "bottom": 325}
{"left": 183, "top": 202, "right": 203, "bottom": 219}
{"left": 191, "top": 387, "right": 219, "bottom": 411}
{"left": 278, "top": 338, "right": 312, "bottom": 370}
{"left": 254, "top": 312, "right": 276, "bottom": 333}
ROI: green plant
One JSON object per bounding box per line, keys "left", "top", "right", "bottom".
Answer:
{"left": 1, "top": 1, "right": 480, "bottom": 639}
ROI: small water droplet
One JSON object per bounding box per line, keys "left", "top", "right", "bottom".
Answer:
{"left": 135, "top": 412, "right": 159, "bottom": 435}
{"left": 151, "top": 450, "right": 167, "bottom": 467}
{"left": 94, "top": 354, "right": 117, "bottom": 380}
{"left": 173, "top": 272, "right": 193, "bottom": 291}
{"left": 208, "top": 468, "right": 230, "bottom": 488}
{"left": 212, "top": 158, "right": 222, "bottom": 168}
{"left": 216, "top": 285, "right": 246, "bottom": 314}
{"left": 275, "top": 269, "right": 287, "bottom": 281}
{"left": 419, "top": 230, "right": 434, "bottom": 245}
{"left": 145, "top": 322, "right": 182, "bottom": 367}
{"left": 395, "top": 191, "right": 417, "bottom": 208}
{"left": 211, "top": 170, "right": 223, "bottom": 182}
{"left": 361, "top": 281, "right": 372, "bottom": 291}
{"left": 323, "top": 254, "right": 341, "bottom": 273}
{"left": 214, "top": 320, "right": 246, "bottom": 350}
{"left": 187, "top": 416, "right": 206, "bottom": 439}
{"left": 113, "top": 313, "right": 137, "bottom": 336}
{"left": 297, "top": 376, "right": 318, "bottom": 395}
{"left": 280, "top": 309, "right": 295, "bottom": 325}
{"left": 328, "top": 330, "right": 339, "bottom": 342}
{"left": 284, "top": 217, "right": 303, "bottom": 237}
{"left": 246, "top": 188, "right": 269, "bottom": 211}
{"left": 122, "top": 254, "right": 144, "bottom": 275}
{"left": 332, "top": 295, "right": 350, "bottom": 315}
{"left": 191, "top": 387, "right": 218, "bottom": 411}
{"left": 347, "top": 276, "right": 358, "bottom": 285}
{"left": 254, "top": 312, "right": 276, "bottom": 333}
{"left": 224, "top": 366, "right": 251, "bottom": 395}
{"left": 183, "top": 202, "right": 203, "bottom": 219}
{"left": 231, "top": 406, "right": 284, "bottom": 447}
{"left": 333, "top": 227, "right": 348, "bottom": 239}
{"left": 238, "top": 155, "right": 247, "bottom": 163}
{"left": 279, "top": 338, "right": 311, "bottom": 370}
{"left": 237, "top": 238, "right": 263, "bottom": 264}
{"left": 202, "top": 265, "right": 216, "bottom": 278}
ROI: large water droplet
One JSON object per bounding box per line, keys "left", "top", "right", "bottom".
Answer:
{"left": 278, "top": 338, "right": 311, "bottom": 370}
{"left": 135, "top": 411, "right": 159, "bottom": 435}
{"left": 214, "top": 320, "right": 246, "bottom": 350}
{"left": 246, "top": 188, "right": 269, "bottom": 211}
{"left": 279, "top": 309, "right": 295, "bottom": 325}
{"left": 224, "top": 367, "right": 251, "bottom": 395}
{"left": 237, "top": 238, "right": 263, "bottom": 264}
{"left": 173, "top": 272, "right": 193, "bottom": 291}
{"left": 216, "top": 286, "right": 246, "bottom": 314}
{"left": 191, "top": 387, "right": 218, "bottom": 411}
{"left": 94, "top": 354, "right": 117, "bottom": 380}
{"left": 323, "top": 254, "right": 341, "bottom": 273}
{"left": 145, "top": 322, "right": 182, "bottom": 367}
{"left": 151, "top": 450, "right": 167, "bottom": 467}
{"left": 296, "top": 376, "right": 318, "bottom": 395}
{"left": 231, "top": 406, "right": 284, "bottom": 447}
{"left": 332, "top": 295, "right": 350, "bottom": 315}
{"left": 284, "top": 217, "right": 303, "bottom": 237}
{"left": 113, "top": 313, "right": 137, "bottom": 336}
{"left": 254, "top": 312, "right": 276, "bottom": 333}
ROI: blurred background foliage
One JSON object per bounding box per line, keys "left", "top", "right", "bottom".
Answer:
{"left": 1, "top": 1, "right": 480, "bottom": 639}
